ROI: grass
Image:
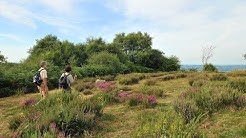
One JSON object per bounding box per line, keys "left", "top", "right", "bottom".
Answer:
{"left": 0, "top": 71, "right": 246, "bottom": 137}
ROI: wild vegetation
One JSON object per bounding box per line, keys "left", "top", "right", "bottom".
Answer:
{"left": 0, "top": 32, "right": 180, "bottom": 97}
{"left": 0, "top": 70, "right": 245, "bottom": 137}
{"left": 0, "top": 32, "right": 246, "bottom": 137}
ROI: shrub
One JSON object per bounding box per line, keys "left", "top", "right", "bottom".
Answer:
{"left": 235, "top": 94, "right": 246, "bottom": 108}
{"left": 20, "top": 98, "right": 36, "bottom": 108}
{"left": 144, "top": 95, "right": 157, "bottom": 108}
{"left": 99, "top": 75, "right": 115, "bottom": 81}
{"left": 210, "top": 73, "right": 228, "bottom": 81}
{"left": 87, "top": 51, "right": 123, "bottom": 73}
{"left": 128, "top": 96, "right": 139, "bottom": 107}
{"left": 203, "top": 63, "right": 218, "bottom": 72}
{"left": 77, "top": 65, "right": 114, "bottom": 77}
{"left": 144, "top": 79, "right": 157, "bottom": 86}
{"left": 192, "top": 79, "right": 207, "bottom": 87}
{"left": 133, "top": 113, "right": 204, "bottom": 138}
{"left": 11, "top": 93, "right": 103, "bottom": 137}
{"left": 83, "top": 89, "right": 93, "bottom": 95}
{"left": 174, "top": 99, "right": 199, "bottom": 123}
{"left": 119, "top": 77, "right": 139, "bottom": 85}
{"left": 140, "top": 85, "right": 165, "bottom": 97}
{"left": 176, "top": 73, "right": 187, "bottom": 79}
{"left": 96, "top": 81, "right": 116, "bottom": 92}
{"left": 74, "top": 81, "right": 95, "bottom": 92}
{"left": 228, "top": 70, "right": 246, "bottom": 77}
{"left": 228, "top": 80, "right": 246, "bottom": 93}
{"left": 9, "top": 117, "right": 22, "bottom": 131}
{"left": 161, "top": 74, "right": 175, "bottom": 81}
{"left": 117, "top": 91, "right": 132, "bottom": 102}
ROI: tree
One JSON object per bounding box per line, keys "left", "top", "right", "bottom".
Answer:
{"left": 203, "top": 63, "right": 218, "bottom": 72}
{"left": 202, "top": 45, "right": 215, "bottom": 65}
{"left": 244, "top": 54, "right": 246, "bottom": 60}
{"left": 112, "top": 32, "right": 152, "bottom": 55}
{"left": 87, "top": 51, "right": 122, "bottom": 72}
{"left": 85, "top": 37, "right": 107, "bottom": 55}
{"left": 0, "top": 51, "right": 7, "bottom": 63}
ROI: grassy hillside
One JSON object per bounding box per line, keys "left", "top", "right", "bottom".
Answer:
{"left": 0, "top": 71, "right": 246, "bottom": 138}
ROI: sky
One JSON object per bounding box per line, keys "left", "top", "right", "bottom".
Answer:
{"left": 0, "top": 0, "right": 245, "bottom": 65}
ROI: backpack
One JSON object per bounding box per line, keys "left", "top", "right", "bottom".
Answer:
{"left": 59, "top": 73, "right": 70, "bottom": 89}
{"left": 33, "top": 69, "right": 43, "bottom": 86}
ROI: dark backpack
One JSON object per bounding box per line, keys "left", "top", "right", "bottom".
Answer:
{"left": 59, "top": 73, "right": 70, "bottom": 89}
{"left": 33, "top": 69, "right": 43, "bottom": 86}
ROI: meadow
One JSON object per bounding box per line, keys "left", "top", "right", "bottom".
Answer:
{"left": 0, "top": 70, "right": 246, "bottom": 138}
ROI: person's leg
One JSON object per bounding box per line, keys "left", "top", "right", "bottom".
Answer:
{"left": 37, "top": 86, "right": 43, "bottom": 98}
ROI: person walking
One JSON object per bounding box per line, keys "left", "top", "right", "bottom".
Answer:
{"left": 34, "top": 61, "right": 48, "bottom": 99}
{"left": 59, "top": 65, "right": 77, "bottom": 92}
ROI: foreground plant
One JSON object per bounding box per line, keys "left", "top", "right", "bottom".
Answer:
{"left": 10, "top": 92, "right": 104, "bottom": 138}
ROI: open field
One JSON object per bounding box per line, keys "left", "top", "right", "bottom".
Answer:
{"left": 0, "top": 71, "right": 246, "bottom": 138}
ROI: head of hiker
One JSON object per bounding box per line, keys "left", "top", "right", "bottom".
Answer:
{"left": 65, "top": 65, "right": 72, "bottom": 73}
{"left": 40, "top": 61, "right": 48, "bottom": 69}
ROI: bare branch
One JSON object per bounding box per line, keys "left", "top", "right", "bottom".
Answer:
{"left": 202, "top": 45, "right": 215, "bottom": 65}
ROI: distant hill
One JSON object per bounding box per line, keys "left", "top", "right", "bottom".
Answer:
{"left": 182, "top": 65, "right": 246, "bottom": 72}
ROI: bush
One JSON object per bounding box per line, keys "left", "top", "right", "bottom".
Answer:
{"left": 140, "top": 85, "right": 165, "bottom": 97}
{"left": 210, "top": 73, "right": 228, "bottom": 81}
{"left": 203, "top": 63, "right": 218, "bottom": 72}
{"left": 133, "top": 113, "right": 204, "bottom": 138}
{"left": 77, "top": 65, "right": 114, "bottom": 77}
{"left": 228, "top": 70, "right": 246, "bottom": 77}
{"left": 96, "top": 81, "right": 116, "bottom": 92}
{"left": 176, "top": 73, "right": 187, "bottom": 79}
{"left": 99, "top": 75, "right": 115, "bottom": 81}
{"left": 9, "top": 117, "right": 22, "bottom": 131}
{"left": 144, "top": 79, "right": 157, "bottom": 86}
{"left": 228, "top": 80, "right": 246, "bottom": 93}
{"left": 174, "top": 99, "right": 199, "bottom": 123}
{"left": 87, "top": 51, "right": 123, "bottom": 73}
{"left": 11, "top": 93, "right": 103, "bottom": 137}
{"left": 83, "top": 89, "right": 93, "bottom": 95}
{"left": 74, "top": 81, "right": 95, "bottom": 92}
{"left": 161, "top": 74, "right": 175, "bottom": 81}
{"left": 118, "top": 73, "right": 146, "bottom": 85}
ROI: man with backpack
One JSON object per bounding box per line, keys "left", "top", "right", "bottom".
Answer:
{"left": 34, "top": 61, "right": 48, "bottom": 98}
{"left": 59, "top": 65, "right": 77, "bottom": 92}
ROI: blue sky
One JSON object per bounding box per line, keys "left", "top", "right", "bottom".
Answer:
{"left": 0, "top": 0, "right": 245, "bottom": 64}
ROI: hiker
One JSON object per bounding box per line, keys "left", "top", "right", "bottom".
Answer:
{"left": 34, "top": 61, "right": 48, "bottom": 99}
{"left": 59, "top": 65, "right": 77, "bottom": 92}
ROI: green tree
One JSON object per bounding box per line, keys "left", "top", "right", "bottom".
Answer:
{"left": 203, "top": 63, "right": 218, "bottom": 72}
{"left": 0, "top": 51, "right": 7, "bottom": 63}
{"left": 244, "top": 54, "right": 246, "bottom": 60}
{"left": 163, "top": 56, "right": 181, "bottom": 71}
{"left": 85, "top": 37, "right": 107, "bottom": 55}
{"left": 25, "top": 35, "right": 88, "bottom": 67}
{"left": 87, "top": 51, "right": 122, "bottom": 72}
{"left": 135, "top": 49, "right": 166, "bottom": 70}
{"left": 112, "top": 32, "right": 152, "bottom": 55}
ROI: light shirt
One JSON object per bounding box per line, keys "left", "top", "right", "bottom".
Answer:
{"left": 61, "top": 72, "right": 74, "bottom": 87}
{"left": 38, "top": 67, "right": 47, "bottom": 80}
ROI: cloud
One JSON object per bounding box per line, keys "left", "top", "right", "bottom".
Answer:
{"left": 0, "top": 0, "right": 86, "bottom": 33}
{"left": 0, "top": 1, "right": 36, "bottom": 28}
{"left": 37, "top": 0, "right": 82, "bottom": 15}
{"left": 0, "top": 33, "right": 26, "bottom": 43}
{"left": 105, "top": 0, "right": 246, "bottom": 64}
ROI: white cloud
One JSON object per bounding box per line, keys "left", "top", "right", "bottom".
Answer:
{"left": 37, "top": 0, "right": 81, "bottom": 15}
{"left": 106, "top": 0, "right": 246, "bottom": 64}
{"left": 0, "top": 45, "right": 30, "bottom": 62}
{"left": 0, "top": 33, "right": 26, "bottom": 43}
{"left": 0, "top": 1, "right": 36, "bottom": 28}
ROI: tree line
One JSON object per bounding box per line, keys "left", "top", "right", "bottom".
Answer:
{"left": 0, "top": 32, "right": 180, "bottom": 97}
